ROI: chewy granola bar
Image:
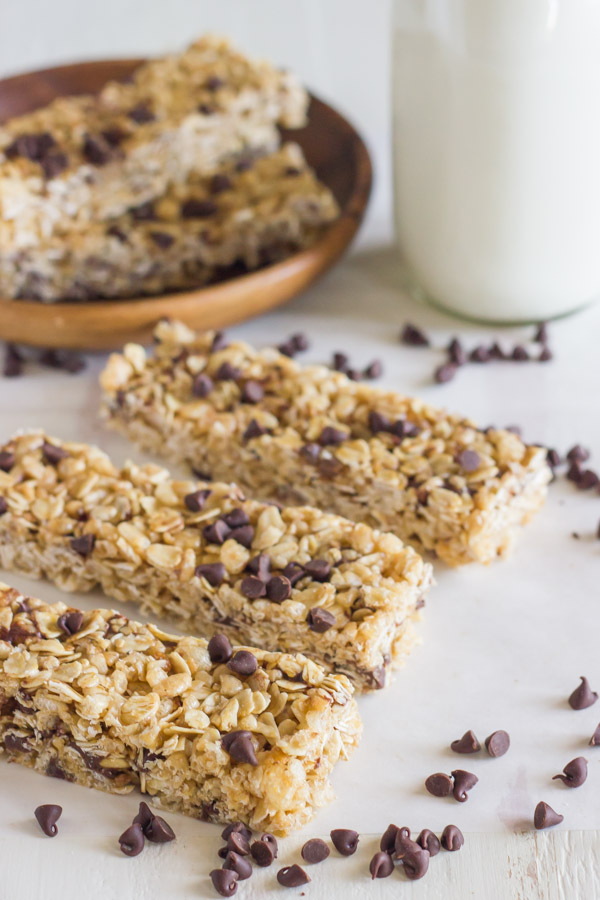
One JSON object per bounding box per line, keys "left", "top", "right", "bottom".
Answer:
{"left": 0, "top": 36, "right": 307, "bottom": 244}
{"left": 0, "top": 432, "right": 431, "bottom": 691}
{"left": 0, "top": 582, "right": 360, "bottom": 835}
{"left": 0, "top": 144, "right": 338, "bottom": 302}
{"left": 101, "top": 321, "right": 552, "bottom": 567}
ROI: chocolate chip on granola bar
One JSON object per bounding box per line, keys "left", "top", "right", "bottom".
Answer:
{"left": 34, "top": 804, "right": 62, "bottom": 837}
{"left": 534, "top": 801, "right": 563, "bottom": 830}
{"left": 243, "top": 419, "right": 267, "bottom": 441}
{"left": 221, "top": 730, "right": 258, "bottom": 766}
{"left": 181, "top": 198, "right": 218, "bottom": 218}
{"left": 306, "top": 607, "right": 336, "bottom": 632}
{"left": 215, "top": 362, "right": 240, "bottom": 381}
{"left": 456, "top": 449, "right": 481, "bottom": 472}
{"left": 277, "top": 865, "right": 310, "bottom": 887}
{"left": 223, "top": 851, "right": 252, "bottom": 880}
{"left": 281, "top": 561, "right": 305, "bottom": 586}
{"left": 130, "top": 200, "right": 156, "bottom": 221}
{"left": 241, "top": 380, "right": 264, "bottom": 404}
{"left": 69, "top": 534, "right": 95, "bottom": 557}
{"left": 203, "top": 519, "right": 231, "bottom": 545}
{"left": 185, "top": 489, "right": 211, "bottom": 512}
{"left": 149, "top": 231, "right": 175, "bottom": 249}
{"left": 400, "top": 323, "right": 430, "bottom": 346}
{"left": 42, "top": 442, "right": 69, "bottom": 465}
{"left": 484, "top": 730, "right": 510, "bottom": 758}
{"left": 241, "top": 575, "right": 266, "bottom": 599}
{"left": 451, "top": 730, "right": 481, "bottom": 754}
{"left": 6, "top": 131, "right": 55, "bottom": 160}
{"left": 223, "top": 509, "right": 250, "bottom": 529}
{"left": 451, "top": 769, "right": 478, "bottom": 802}
{"left": 210, "top": 174, "right": 232, "bottom": 194}
{"left": 553, "top": 757, "right": 588, "bottom": 788}
{"left": 425, "top": 773, "right": 452, "bottom": 797}
{"left": 57, "top": 610, "right": 84, "bottom": 636}
{"left": 301, "top": 838, "right": 330, "bottom": 864}
{"left": 119, "top": 822, "right": 145, "bottom": 856}
{"left": 227, "top": 651, "right": 258, "bottom": 677}
{"left": 40, "top": 151, "right": 69, "bottom": 179}
{"left": 369, "top": 851, "right": 394, "bottom": 879}
{"left": 368, "top": 411, "right": 391, "bottom": 434}
{"left": 417, "top": 829, "right": 440, "bottom": 857}
{"left": 266, "top": 575, "right": 292, "bottom": 603}
{"left": 569, "top": 676, "right": 598, "bottom": 710}
{"left": 229, "top": 525, "right": 254, "bottom": 548}
{"left": 246, "top": 553, "right": 271, "bottom": 581}
{"left": 303, "top": 559, "right": 332, "bottom": 581}
{"left": 210, "top": 868, "right": 239, "bottom": 897}
{"left": 0, "top": 451, "right": 15, "bottom": 472}
{"left": 82, "top": 133, "right": 113, "bottom": 166}
{"left": 434, "top": 362, "right": 457, "bottom": 384}
{"left": 208, "top": 633, "right": 233, "bottom": 664}
{"left": 331, "top": 829, "right": 359, "bottom": 856}
{"left": 318, "top": 426, "right": 348, "bottom": 446}
{"left": 441, "top": 824, "right": 464, "bottom": 850}
{"left": 196, "top": 563, "right": 226, "bottom": 587}
{"left": 128, "top": 102, "right": 155, "bottom": 123}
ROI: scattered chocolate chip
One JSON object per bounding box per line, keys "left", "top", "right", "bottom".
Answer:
{"left": 4, "top": 344, "right": 23, "bottom": 378}
{"left": 534, "top": 801, "right": 563, "bottom": 830}
{"left": 578, "top": 469, "right": 600, "bottom": 490}
{"left": 146, "top": 815, "right": 176, "bottom": 843}
{"left": 369, "top": 851, "right": 394, "bottom": 879}
{"left": 259, "top": 833, "right": 278, "bottom": 857}
{"left": 451, "top": 769, "right": 478, "bottom": 802}
{"left": 488, "top": 341, "right": 507, "bottom": 360}
{"left": 303, "top": 559, "right": 332, "bottom": 581}
{"left": 227, "top": 651, "right": 258, "bottom": 676}
{"left": 534, "top": 323, "right": 549, "bottom": 343}
{"left": 119, "top": 822, "right": 145, "bottom": 856}
{"left": 40, "top": 152, "right": 68, "bottom": 179}
{"left": 229, "top": 525, "right": 254, "bottom": 548}
{"left": 590, "top": 723, "right": 600, "bottom": 746}
{"left": 569, "top": 676, "right": 598, "bottom": 710}
{"left": 539, "top": 346, "right": 553, "bottom": 361}
{"left": 223, "top": 851, "right": 252, "bottom": 880}
{"left": 484, "top": 730, "right": 510, "bottom": 758}
{"left": 332, "top": 352, "right": 349, "bottom": 372}
{"left": 363, "top": 359, "right": 383, "bottom": 379}
{"left": 417, "top": 829, "right": 440, "bottom": 857}
{"left": 441, "top": 824, "right": 464, "bottom": 850}
{"left": 130, "top": 200, "right": 156, "bottom": 221}
{"left": 215, "top": 362, "right": 240, "bottom": 381}
{"left": 380, "top": 823, "right": 402, "bottom": 853}
{"left": 470, "top": 345, "right": 491, "bottom": 363}
{"left": 133, "top": 800, "right": 153, "bottom": 831}
{"left": 290, "top": 333, "right": 309, "bottom": 352}
{"left": 553, "top": 757, "right": 588, "bottom": 788}
{"left": 221, "top": 730, "right": 258, "bottom": 766}
{"left": 241, "top": 380, "right": 264, "bottom": 404}
{"left": 0, "top": 450, "right": 15, "bottom": 472}
{"left": 567, "top": 445, "right": 590, "bottom": 464}
{"left": 69, "top": 534, "right": 95, "bottom": 557}
{"left": 448, "top": 338, "right": 467, "bottom": 366}
{"left": 210, "top": 174, "right": 232, "bottom": 194}
{"left": 221, "top": 822, "right": 252, "bottom": 843}
{"left": 451, "top": 730, "right": 481, "bottom": 754}
{"left": 128, "top": 103, "right": 155, "bottom": 123}
{"left": 57, "top": 610, "right": 84, "bottom": 636}
{"left": 203, "top": 519, "right": 231, "bottom": 545}
{"left": 42, "top": 442, "right": 68, "bottom": 465}
{"left": 301, "top": 838, "right": 330, "bottom": 864}
{"left": 434, "top": 362, "right": 457, "bottom": 384}
{"left": 330, "top": 828, "right": 359, "bottom": 856}
{"left": 149, "top": 230, "right": 175, "bottom": 249}
{"left": 306, "top": 607, "right": 336, "bottom": 633}
{"left": 241, "top": 575, "right": 266, "bottom": 599}
{"left": 318, "top": 426, "right": 348, "bottom": 446}
{"left": 266, "top": 574, "right": 292, "bottom": 603}
{"left": 402, "top": 846, "right": 430, "bottom": 880}
{"left": 34, "top": 804, "right": 62, "bottom": 837}
{"left": 511, "top": 345, "right": 529, "bottom": 361}
{"left": 401, "top": 323, "right": 430, "bottom": 347}
{"left": 181, "top": 199, "right": 218, "bottom": 218}
{"left": 208, "top": 634, "right": 233, "bottom": 664}
{"left": 222, "top": 834, "right": 250, "bottom": 858}
{"left": 567, "top": 462, "right": 583, "bottom": 484}
{"left": 250, "top": 839, "right": 275, "bottom": 867}
{"left": 243, "top": 419, "right": 266, "bottom": 441}
{"left": 425, "top": 772, "right": 453, "bottom": 797}
{"left": 195, "top": 563, "right": 226, "bottom": 588}
{"left": 546, "top": 448, "right": 561, "bottom": 469}
{"left": 393, "top": 830, "right": 416, "bottom": 858}
{"left": 38, "top": 349, "right": 86, "bottom": 374}
{"left": 277, "top": 865, "right": 310, "bottom": 888}
{"left": 210, "top": 868, "right": 238, "bottom": 897}
{"left": 456, "top": 449, "right": 481, "bottom": 472}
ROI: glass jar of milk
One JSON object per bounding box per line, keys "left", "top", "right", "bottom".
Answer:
{"left": 392, "top": 0, "right": 600, "bottom": 322}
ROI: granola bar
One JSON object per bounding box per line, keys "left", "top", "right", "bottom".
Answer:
{"left": 100, "top": 321, "right": 552, "bottom": 567}
{"left": 0, "top": 36, "right": 307, "bottom": 244}
{"left": 0, "top": 582, "right": 360, "bottom": 835}
{"left": 0, "top": 144, "right": 338, "bottom": 302}
{"left": 0, "top": 432, "right": 431, "bottom": 691}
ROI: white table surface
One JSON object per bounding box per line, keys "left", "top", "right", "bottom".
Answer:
{"left": 0, "top": 248, "right": 599, "bottom": 899}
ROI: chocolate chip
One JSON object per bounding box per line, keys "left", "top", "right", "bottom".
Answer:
{"left": 119, "top": 822, "right": 145, "bottom": 856}
{"left": 434, "top": 362, "right": 457, "bottom": 384}
{"left": 82, "top": 133, "right": 113, "bottom": 165}
{"left": 456, "top": 449, "right": 481, "bottom": 472}
{"left": 400, "top": 323, "right": 430, "bottom": 346}
{"left": 69, "top": 534, "right": 95, "bottom": 557}
{"left": 6, "top": 131, "right": 55, "bottom": 160}
{"left": 534, "top": 323, "right": 549, "bottom": 343}
{"left": 130, "top": 200, "right": 156, "bottom": 221}
{"left": 369, "top": 851, "right": 394, "bottom": 879}
{"left": 0, "top": 497, "right": 7, "bottom": 516}
{"left": 425, "top": 772, "right": 452, "bottom": 797}
{"left": 589, "top": 723, "right": 600, "bottom": 746}
{"left": 205, "top": 75, "right": 225, "bottom": 91}
{"left": 42, "top": 442, "right": 68, "bottom": 465}
{"left": 107, "top": 225, "right": 127, "bottom": 242}
{"left": 4, "top": 344, "right": 23, "bottom": 378}
{"left": 511, "top": 345, "right": 529, "bottom": 361}
{"left": 227, "top": 651, "right": 258, "bottom": 676}
{"left": 448, "top": 338, "right": 467, "bottom": 366}
{"left": 290, "top": 333, "right": 309, "bottom": 352}
{"left": 247, "top": 553, "right": 271, "bottom": 581}
{"left": 149, "top": 231, "right": 175, "bottom": 249}
{"left": 203, "top": 519, "right": 231, "bottom": 545}
{"left": 229, "top": 525, "right": 254, "bottom": 548}
{"left": 401, "top": 846, "right": 430, "bottom": 880}
{"left": 0, "top": 451, "right": 15, "bottom": 471}
{"left": 470, "top": 345, "right": 491, "bottom": 363}
{"left": 38, "top": 149, "right": 67, "bottom": 178}
{"left": 181, "top": 199, "right": 218, "bottom": 218}
{"left": 243, "top": 419, "right": 266, "bottom": 441}
{"left": 379, "top": 823, "right": 402, "bottom": 853}
{"left": 303, "top": 559, "right": 331, "bottom": 581}
{"left": 567, "top": 445, "right": 590, "bottom": 464}
{"left": 195, "top": 563, "right": 226, "bottom": 587}
{"left": 210, "top": 331, "right": 228, "bottom": 352}
{"left": 330, "top": 828, "right": 359, "bottom": 856}
{"left": 484, "top": 730, "right": 510, "bottom": 758}
{"left": 546, "top": 448, "right": 561, "bottom": 469}
{"left": 368, "top": 411, "right": 391, "bottom": 434}
{"left": 489, "top": 341, "right": 507, "bottom": 360}
{"left": 102, "top": 127, "right": 127, "bottom": 146}
{"left": 223, "top": 851, "right": 252, "bottom": 880}
{"left": 215, "top": 362, "right": 240, "bottom": 381}
{"left": 264, "top": 574, "right": 291, "bottom": 603}
{"left": 133, "top": 800, "right": 154, "bottom": 831}
{"left": 393, "top": 829, "right": 415, "bottom": 858}
{"left": 578, "top": 469, "right": 599, "bottom": 489}
{"left": 146, "top": 815, "right": 176, "bottom": 843}
{"left": 441, "top": 824, "right": 464, "bottom": 850}
{"left": 451, "top": 769, "right": 478, "bottom": 802}
{"left": 34, "top": 804, "right": 62, "bottom": 836}
{"left": 281, "top": 562, "right": 305, "bottom": 585}
{"left": 241, "top": 380, "right": 264, "bottom": 404}
{"left": 208, "top": 633, "right": 233, "bottom": 664}
{"left": 185, "top": 489, "right": 211, "bottom": 512}
{"left": 128, "top": 103, "right": 155, "bottom": 123}
{"left": 38, "top": 349, "right": 86, "bottom": 374}
{"left": 221, "top": 822, "right": 252, "bottom": 843}
{"left": 332, "top": 352, "right": 349, "bottom": 372}
{"left": 221, "top": 730, "right": 258, "bottom": 766}
{"left": 223, "top": 509, "right": 250, "bottom": 529}
{"left": 241, "top": 575, "right": 266, "bottom": 599}
{"left": 277, "top": 865, "right": 310, "bottom": 888}
{"left": 363, "top": 360, "right": 383, "bottom": 379}
{"left": 417, "top": 829, "right": 440, "bottom": 857}
{"left": 250, "top": 839, "right": 275, "bottom": 867}
{"left": 192, "top": 373, "right": 214, "bottom": 397}
{"left": 552, "top": 757, "right": 588, "bottom": 788}
{"left": 569, "top": 676, "right": 598, "bottom": 710}
{"left": 567, "top": 462, "right": 583, "bottom": 484}
{"left": 301, "top": 838, "right": 330, "bottom": 864}
{"left": 210, "top": 868, "right": 238, "bottom": 897}
{"left": 451, "top": 730, "right": 481, "bottom": 754}
{"left": 259, "top": 833, "right": 278, "bottom": 857}
{"left": 534, "top": 801, "right": 563, "bottom": 830}
{"left": 4, "top": 733, "right": 30, "bottom": 753}
{"left": 318, "top": 426, "right": 348, "bottom": 446}
{"left": 306, "top": 607, "right": 336, "bottom": 632}
{"left": 539, "top": 346, "right": 553, "bottom": 361}
{"left": 57, "top": 610, "right": 84, "bottom": 636}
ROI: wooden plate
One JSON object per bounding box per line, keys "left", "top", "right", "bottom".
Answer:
{"left": 0, "top": 59, "right": 371, "bottom": 350}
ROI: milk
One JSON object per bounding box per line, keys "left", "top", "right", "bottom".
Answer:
{"left": 392, "top": 0, "right": 600, "bottom": 322}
